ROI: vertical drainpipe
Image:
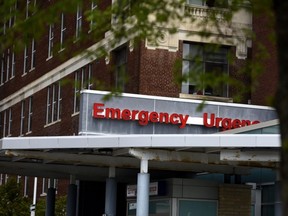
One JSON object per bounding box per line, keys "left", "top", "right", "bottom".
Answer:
{"left": 136, "top": 158, "right": 150, "bottom": 216}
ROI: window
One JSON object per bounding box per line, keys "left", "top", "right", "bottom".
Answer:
{"left": 26, "top": 0, "right": 37, "bottom": 19}
{"left": 11, "top": 50, "right": 15, "bottom": 79}
{"left": 75, "top": 5, "right": 82, "bottom": 40}
{"left": 73, "top": 64, "right": 93, "bottom": 113}
{"left": 127, "top": 199, "right": 170, "bottom": 216}
{"left": 60, "top": 13, "right": 66, "bottom": 50}
{"left": 27, "top": 97, "right": 33, "bottom": 133}
{"left": 89, "top": 1, "right": 97, "bottom": 32}
{"left": 2, "top": 111, "right": 6, "bottom": 137}
{"left": 7, "top": 108, "right": 12, "bottom": 136}
{"left": 1, "top": 54, "right": 5, "bottom": 85}
{"left": 9, "top": 1, "right": 17, "bottom": 27}
{"left": 1, "top": 48, "right": 15, "bottom": 81}
{"left": 26, "top": 0, "right": 30, "bottom": 19}
{"left": 46, "top": 82, "right": 61, "bottom": 124}
{"left": 182, "top": 42, "right": 229, "bottom": 97}
{"left": 114, "top": 46, "right": 127, "bottom": 91}
{"left": 2, "top": 109, "right": 13, "bottom": 137}
{"left": 20, "top": 101, "right": 25, "bottom": 136}
{"left": 261, "top": 184, "right": 275, "bottom": 216}
{"left": 179, "top": 199, "right": 217, "bottom": 216}
{"left": 48, "top": 24, "right": 54, "bottom": 58}
{"left": 23, "top": 45, "right": 28, "bottom": 75}
{"left": 6, "top": 49, "right": 10, "bottom": 82}
{"left": 30, "top": 38, "right": 36, "bottom": 70}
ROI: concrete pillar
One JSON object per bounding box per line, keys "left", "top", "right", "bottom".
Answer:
{"left": 105, "top": 178, "right": 117, "bottom": 216}
{"left": 45, "top": 187, "right": 56, "bottom": 216}
{"left": 136, "top": 159, "right": 150, "bottom": 216}
{"left": 66, "top": 184, "right": 77, "bottom": 216}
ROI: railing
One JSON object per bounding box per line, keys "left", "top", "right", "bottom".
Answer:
{"left": 185, "top": 4, "right": 230, "bottom": 20}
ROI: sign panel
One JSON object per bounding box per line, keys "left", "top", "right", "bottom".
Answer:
{"left": 79, "top": 90, "right": 277, "bottom": 135}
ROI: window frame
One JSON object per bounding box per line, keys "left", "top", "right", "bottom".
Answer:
{"left": 20, "top": 100, "right": 25, "bottom": 136}
{"left": 46, "top": 82, "right": 61, "bottom": 125}
{"left": 114, "top": 46, "right": 128, "bottom": 91}
{"left": 30, "top": 38, "right": 36, "bottom": 70}
{"left": 0, "top": 53, "right": 4, "bottom": 85}
{"left": 6, "top": 49, "right": 10, "bottom": 82}
{"left": 89, "top": 1, "right": 97, "bottom": 32}
{"left": 11, "top": 49, "right": 15, "bottom": 79}
{"left": 60, "top": 13, "right": 66, "bottom": 51}
{"left": 75, "top": 4, "right": 82, "bottom": 40}
{"left": 23, "top": 45, "right": 29, "bottom": 75}
{"left": 27, "top": 96, "right": 33, "bottom": 133}
{"left": 7, "top": 108, "right": 12, "bottom": 136}
{"left": 182, "top": 42, "right": 229, "bottom": 97}
{"left": 48, "top": 24, "right": 54, "bottom": 59}
{"left": 73, "top": 64, "right": 93, "bottom": 114}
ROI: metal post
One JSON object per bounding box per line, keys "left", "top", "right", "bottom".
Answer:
{"left": 66, "top": 184, "right": 77, "bottom": 216}
{"left": 46, "top": 187, "right": 56, "bottom": 216}
{"left": 30, "top": 177, "right": 37, "bottom": 216}
{"left": 136, "top": 159, "right": 150, "bottom": 216}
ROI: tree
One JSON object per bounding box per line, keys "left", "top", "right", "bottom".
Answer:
{"left": 0, "top": 179, "right": 30, "bottom": 216}
{"left": 36, "top": 195, "right": 67, "bottom": 216}
{"left": 1, "top": 0, "right": 288, "bottom": 214}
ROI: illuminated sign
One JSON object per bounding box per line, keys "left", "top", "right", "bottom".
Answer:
{"left": 92, "top": 103, "right": 260, "bottom": 130}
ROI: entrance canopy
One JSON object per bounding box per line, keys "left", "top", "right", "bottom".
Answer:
{"left": 0, "top": 91, "right": 281, "bottom": 181}
{"left": 0, "top": 132, "right": 281, "bottom": 181}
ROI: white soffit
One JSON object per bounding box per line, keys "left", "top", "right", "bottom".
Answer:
{"left": 0, "top": 134, "right": 281, "bottom": 150}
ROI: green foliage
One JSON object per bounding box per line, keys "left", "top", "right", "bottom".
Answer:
{"left": 36, "top": 195, "right": 67, "bottom": 216}
{"left": 0, "top": 179, "right": 31, "bottom": 216}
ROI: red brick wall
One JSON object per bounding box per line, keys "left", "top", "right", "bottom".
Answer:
{"left": 251, "top": 13, "right": 278, "bottom": 106}
{"left": 138, "top": 41, "right": 181, "bottom": 97}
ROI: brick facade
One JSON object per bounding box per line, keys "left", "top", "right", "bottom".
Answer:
{"left": 218, "top": 184, "right": 252, "bottom": 216}
{"left": 251, "top": 13, "right": 278, "bottom": 105}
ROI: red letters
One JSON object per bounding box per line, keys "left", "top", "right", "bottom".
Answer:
{"left": 93, "top": 104, "right": 260, "bottom": 131}
{"left": 93, "top": 103, "right": 105, "bottom": 118}
{"left": 203, "top": 112, "right": 260, "bottom": 130}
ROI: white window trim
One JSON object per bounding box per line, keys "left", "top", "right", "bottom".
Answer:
{"left": 89, "top": 1, "right": 97, "bottom": 32}
{"left": 57, "top": 84, "right": 62, "bottom": 121}
{"left": 8, "top": 108, "right": 12, "bottom": 136}
{"left": 46, "top": 86, "right": 51, "bottom": 124}
{"left": 48, "top": 24, "right": 54, "bottom": 59}
{"left": 10, "top": 50, "right": 15, "bottom": 79}
{"left": 75, "top": 5, "right": 82, "bottom": 40}
{"left": 88, "top": 64, "right": 93, "bottom": 89}
{"left": 60, "top": 13, "right": 66, "bottom": 51}
{"left": 23, "top": 45, "right": 28, "bottom": 76}
{"left": 30, "top": 38, "right": 36, "bottom": 71}
{"left": 46, "top": 82, "right": 61, "bottom": 125}
{"left": 73, "top": 71, "right": 80, "bottom": 113}
{"left": 0, "top": 54, "right": 4, "bottom": 85}
{"left": 26, "top": 0, "right": 31, "bottom": 19}
{"left": 6, "top": 49, "right": 10, "bottom": 82}
{"left": 2, "top": 111, "right": 6, "bottom": 137}
{"left": 27, "top": 97, "right": 33, "bottom": 133}
{"left": 20, "top": 101, "right": 25, "bottom": 136}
